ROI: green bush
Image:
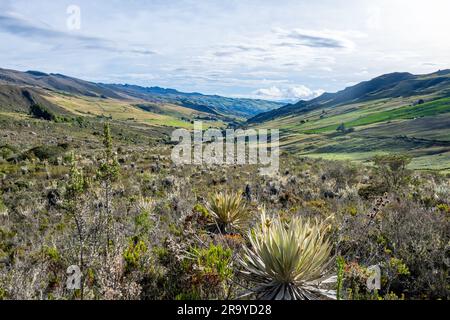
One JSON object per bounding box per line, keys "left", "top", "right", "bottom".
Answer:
{"left": 123, "top": 238, "right": 148, "bottom": 271}
{"left": 25, "top": 144, "right": 70, "bottom": 161}
{"left": 436, "top": 203, "right": 450, "bottom": 214}
{"left": 0, "top": 145, "right": 17, "bottom": 159}
{"left": 191, "top": 244, "right": 233, "bottom": 281}
{"left": 42, "top": 246, "right": 61, "bottom": 263}
{"left": 358, "top": 184, "right": 389, "bottom": 200}
{"left": 30, "top": 104, "right": 56, "bottom": 121}
{"left": 373, "top": 154, "right": 412, "bottom": 191}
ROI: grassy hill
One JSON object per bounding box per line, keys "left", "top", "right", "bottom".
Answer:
{"left": 2, "top": 67, "right": 450, "bottom": 171}
{"left": 249, "top": 70, "right": 450, "bottom": 171}
{"left": 104, "top": 83, "right": 283, "bottom": 118}
{"left": 47, "top": 90, "right": 233, "bottom": 127}
{"left": 249, "top": 70, "right": 450, "bottom": 123}
{"left": 0, "top": 86, "right": 224, "bottom": 130}
{"left": 0, "top": 68, "right": 282, "bottom": 119}
{"left": 0, "top": 84, "right": 70, "bottom": 115}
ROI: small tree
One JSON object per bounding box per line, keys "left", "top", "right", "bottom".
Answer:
{"left": 373, "top": 154, "right": 412, "bottom": 191}
{"left": 64, "top": 152, "right": 89, "bottom": 299}
{"left": 97, "top": 123, "right": 120, "bottom": 255}
{"left": 30, "top": 104, "right": 55, "bottom": 121}
{"left": 336, "top": 123, "right": 346, "bottom": 133}
{"left": 337, "top": 123, "right": 355, "bottom": 134}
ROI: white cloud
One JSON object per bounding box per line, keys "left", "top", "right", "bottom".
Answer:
{"left": 254, "top": 85, "right": 325, "bottom": 101}
{"left": 0, "top": 11, "right": 156, "bottom": 56}
{"left": 274, "top": 28, "right": 357, "bottom": 51}
{"left": 199, "top": 27, "right": 357, "bottom": 72}
{"left": 1, "top": 0, "right": 450, "bottom": 98}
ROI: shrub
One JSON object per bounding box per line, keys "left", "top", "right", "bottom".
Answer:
{"left": 358, "top": 184, "right": 389, "bottom": 200}
{"left": 336, "top": 123, "right": 354, "bottom": 134}
{"left": 343, "top": 261, "right": 371, "bottom": 299}
{"left": 388, "top": 257, "right": 410, "bottom": 276}
{"left": 134, "top": 197, "right": 155, "bottom": 236}
{"left": 324, "top": 161, "right": 360, "bottom": 189}
{"left": 336, "top": 256, "right": 345, "bottom": 300}
{"left": 336, "top": 123, "right": 346, "bottom": 133}
{"left": 43, "top": 246, "right": 61, "bottom": 263}
{"left": 123, "top": 238, "right": 148, "bottom": 271}
{"left": 339, "top": 199, "right": 449, "bottom": 299}
{"left": 25, "top": 144, "right": 70, "bottom": 161}
{"left": 193, "top": 203, "right": 210, "bottom": 219}
{"left": 239, "top": 212, "right": 335, "bottom": 300}
{"left": 0, "top": 287, "right": 7, "bottom": 300}
{"left": 192, "top": 244, "right": 233, "bottom": 282}
{"left": 30, "top": 104, "right": 56, "bottom": 121}
{"left": 436, "top": 203, "right": 450, "bottom": 214}
{"left": 0, "top": 145, "right": 17, "bottom": 159}
{"left": 373, "top": 154, "right": 412, "bottom": 191}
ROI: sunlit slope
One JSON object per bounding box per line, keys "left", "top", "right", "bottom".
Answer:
{"left": 253, "top": 93, "right": 450, "bottom": 171}
{"left": 249, "top": 70, "right": 450, "bottom": 123}
{"left": 0, "top": 68, "right": 283, "bottom": 118}
{"left": 44, "top": 92, "right": 225, "bottom": 129}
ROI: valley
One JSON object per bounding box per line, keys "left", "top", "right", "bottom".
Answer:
{"left": 2, "top": 68, "right": 450, "bottom": 172}
{"left": 0, "top": 66, "right": 449, "bottom": 301}
{"left": 249, "top": 71, "right": 450, "bottom": 172}
{"left": 1, "top": 0, "right": 450, "bottom": 303}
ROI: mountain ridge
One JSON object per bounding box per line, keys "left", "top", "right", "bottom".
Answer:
{"left": 248, "top": 69, "right": 450, "bottom": 123}
{"left": 0, "top": 68, "right": 283, "bottom": 118}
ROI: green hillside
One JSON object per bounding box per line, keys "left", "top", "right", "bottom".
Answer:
{"left": 0, "top": 68, "right": 282, "bottom": 119}
{"left": 250, "top": 71, "right": 450, "bottom": 172}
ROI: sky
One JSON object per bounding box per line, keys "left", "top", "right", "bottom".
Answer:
{"left": 1, "top": 0, "right": 450, "bottom": 101}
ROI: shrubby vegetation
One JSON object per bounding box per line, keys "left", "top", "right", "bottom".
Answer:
{"left": 0, "top": 115, "right": 449, "bottom": 300}
{"left": 30, "top": 103, "right": 88, "bottom": 125}
{"left": 30, "top": 104, "right": 56, "bottom": 121}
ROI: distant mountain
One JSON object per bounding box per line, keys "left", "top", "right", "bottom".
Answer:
{"left": 248, "top": 70, "right": 450, "bottom": 123}
{"left": 102, "top": 83, "right": 283, "bottom": 117}
{"left": 0, "top": 68, "right": 282, "bottom": 118}
{"left": 245, "top": 69, "right": 450, "bottom": 171}
{"left": 0, "top": 69, "right": 123, "bottom": 99}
